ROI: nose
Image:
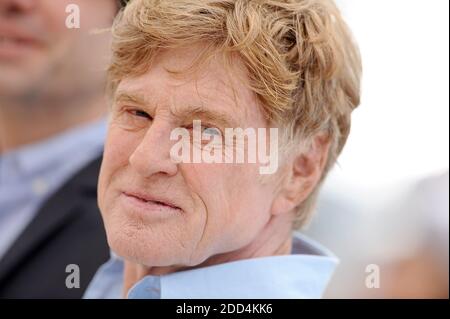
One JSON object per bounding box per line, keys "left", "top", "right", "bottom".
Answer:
{"left": 129, "top": 119, "right": 179, "bottom": 178}
{"left": 0, "top": 0, "right": 36, "bottom": 15}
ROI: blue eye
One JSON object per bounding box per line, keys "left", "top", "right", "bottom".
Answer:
{"left": 203, "top": 127, "right": 221, "bottom": 136}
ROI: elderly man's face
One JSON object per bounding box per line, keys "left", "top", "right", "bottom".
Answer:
{"left": 98, "top": 46, "right": 282, "bottom": 267}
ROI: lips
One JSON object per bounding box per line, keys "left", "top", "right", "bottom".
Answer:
{"left": 123, "top": 191, "right": 182, "bottom": 211}
{"left": 0, "top": 33, "right": 41, "bottom": 47}
{"left": 0, "top": 19, "right": 42, "bottom": 40}
{"left": 0, "top": 22, "right": 43, "bottom": 58}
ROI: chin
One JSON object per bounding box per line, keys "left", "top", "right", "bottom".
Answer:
{"left": 106, "top": 224, "right": 192, "bottom": 267}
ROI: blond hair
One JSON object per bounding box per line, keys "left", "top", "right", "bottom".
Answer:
{"left": 108, "top": 0, "right": 362, "bottom": 228}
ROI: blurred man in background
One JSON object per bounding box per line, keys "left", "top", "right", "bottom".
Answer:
{"left": 0, "top": 0, "right": 122, "bottom": 298}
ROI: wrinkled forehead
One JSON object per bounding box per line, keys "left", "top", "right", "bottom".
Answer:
{"left": 114, "top": 46, "right": 267, "bottom": 127}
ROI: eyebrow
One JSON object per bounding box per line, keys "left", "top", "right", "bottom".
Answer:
{"left": 113, "top": 91, "right": 240, "bottom": 128}
{"left": 171, "top": 105, "right": 240, "bottom": 129}
{"left": 113, "top": 91, "right": 149, "bottom": 107}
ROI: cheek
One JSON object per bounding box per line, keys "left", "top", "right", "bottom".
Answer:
{"left": 184, "top": 162, "right": 269, "bottom": 219}
{"left": 40, "top": 1, "right": 113, "bottom": 69}
{"left": 176, "top": 164, "right": 234, "bottom": 255}
{"left": 227, "top": 164, "right": 274, "bottom": 223}
{"left": 181, "top": 163, "right": 233, "bottom": 214}
{"left": 42, "top": 0, "right": 114, "bottom": 30}
{"left": 98, "top": 127, "right": 140, "bottom": 207}
{"left": 104, "top": 127, "right": 137, "bottom": 167}
{"left": 181, "top": 163, "right": 272, "bottom": 251}
{"left": 219, "top": 167, "right": 275, "bottom": 253}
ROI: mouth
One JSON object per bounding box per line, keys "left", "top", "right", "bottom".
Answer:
{"left": 122, "top": 191, "right": 182, "bottom": 213}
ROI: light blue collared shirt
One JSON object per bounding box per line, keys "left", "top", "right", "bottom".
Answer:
{"left": 0, "top": 119, "right": 107, "bottom": 260}
{"left": 84, "top": 232, "right": 338, "bottom": 299}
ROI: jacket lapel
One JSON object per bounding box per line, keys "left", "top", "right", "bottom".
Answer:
{"left": 0, "top": 157, "right": 102, "bottom": 284}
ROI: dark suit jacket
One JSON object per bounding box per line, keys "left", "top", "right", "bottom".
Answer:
{"left": 0, "top": 157, "right": 110, "bottom": 298}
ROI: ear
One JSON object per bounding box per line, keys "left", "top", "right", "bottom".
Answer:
{"left": 271, "top": 134, "right": 331, "bottom": 216}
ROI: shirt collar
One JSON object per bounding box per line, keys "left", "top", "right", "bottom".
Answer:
{"left": 85, "top": 232, "right": 338, "bottom": 299}
{"left": 0, "top": 118, "right": 107, "bottom": 178}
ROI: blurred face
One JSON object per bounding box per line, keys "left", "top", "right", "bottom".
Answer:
{"left": 0, "top": 0, "right": 117, "bottom": 99}
{"left": 98, "top": 46, "right": 282, "bottom": 267}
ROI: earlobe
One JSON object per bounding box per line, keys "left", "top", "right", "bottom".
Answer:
{"left": 271, "top": 193, "right": 292, "bottom": 216}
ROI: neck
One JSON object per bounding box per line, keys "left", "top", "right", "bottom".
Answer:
{"left": 122, "top": 214, "right": 294, "bottom": 298}
{"left": 0, "top": 95, "right": 106, "bottom": 154}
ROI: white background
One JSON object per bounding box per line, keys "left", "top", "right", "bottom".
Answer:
{"left": 331, "top": 0, "right": 449, "bottom": 189}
